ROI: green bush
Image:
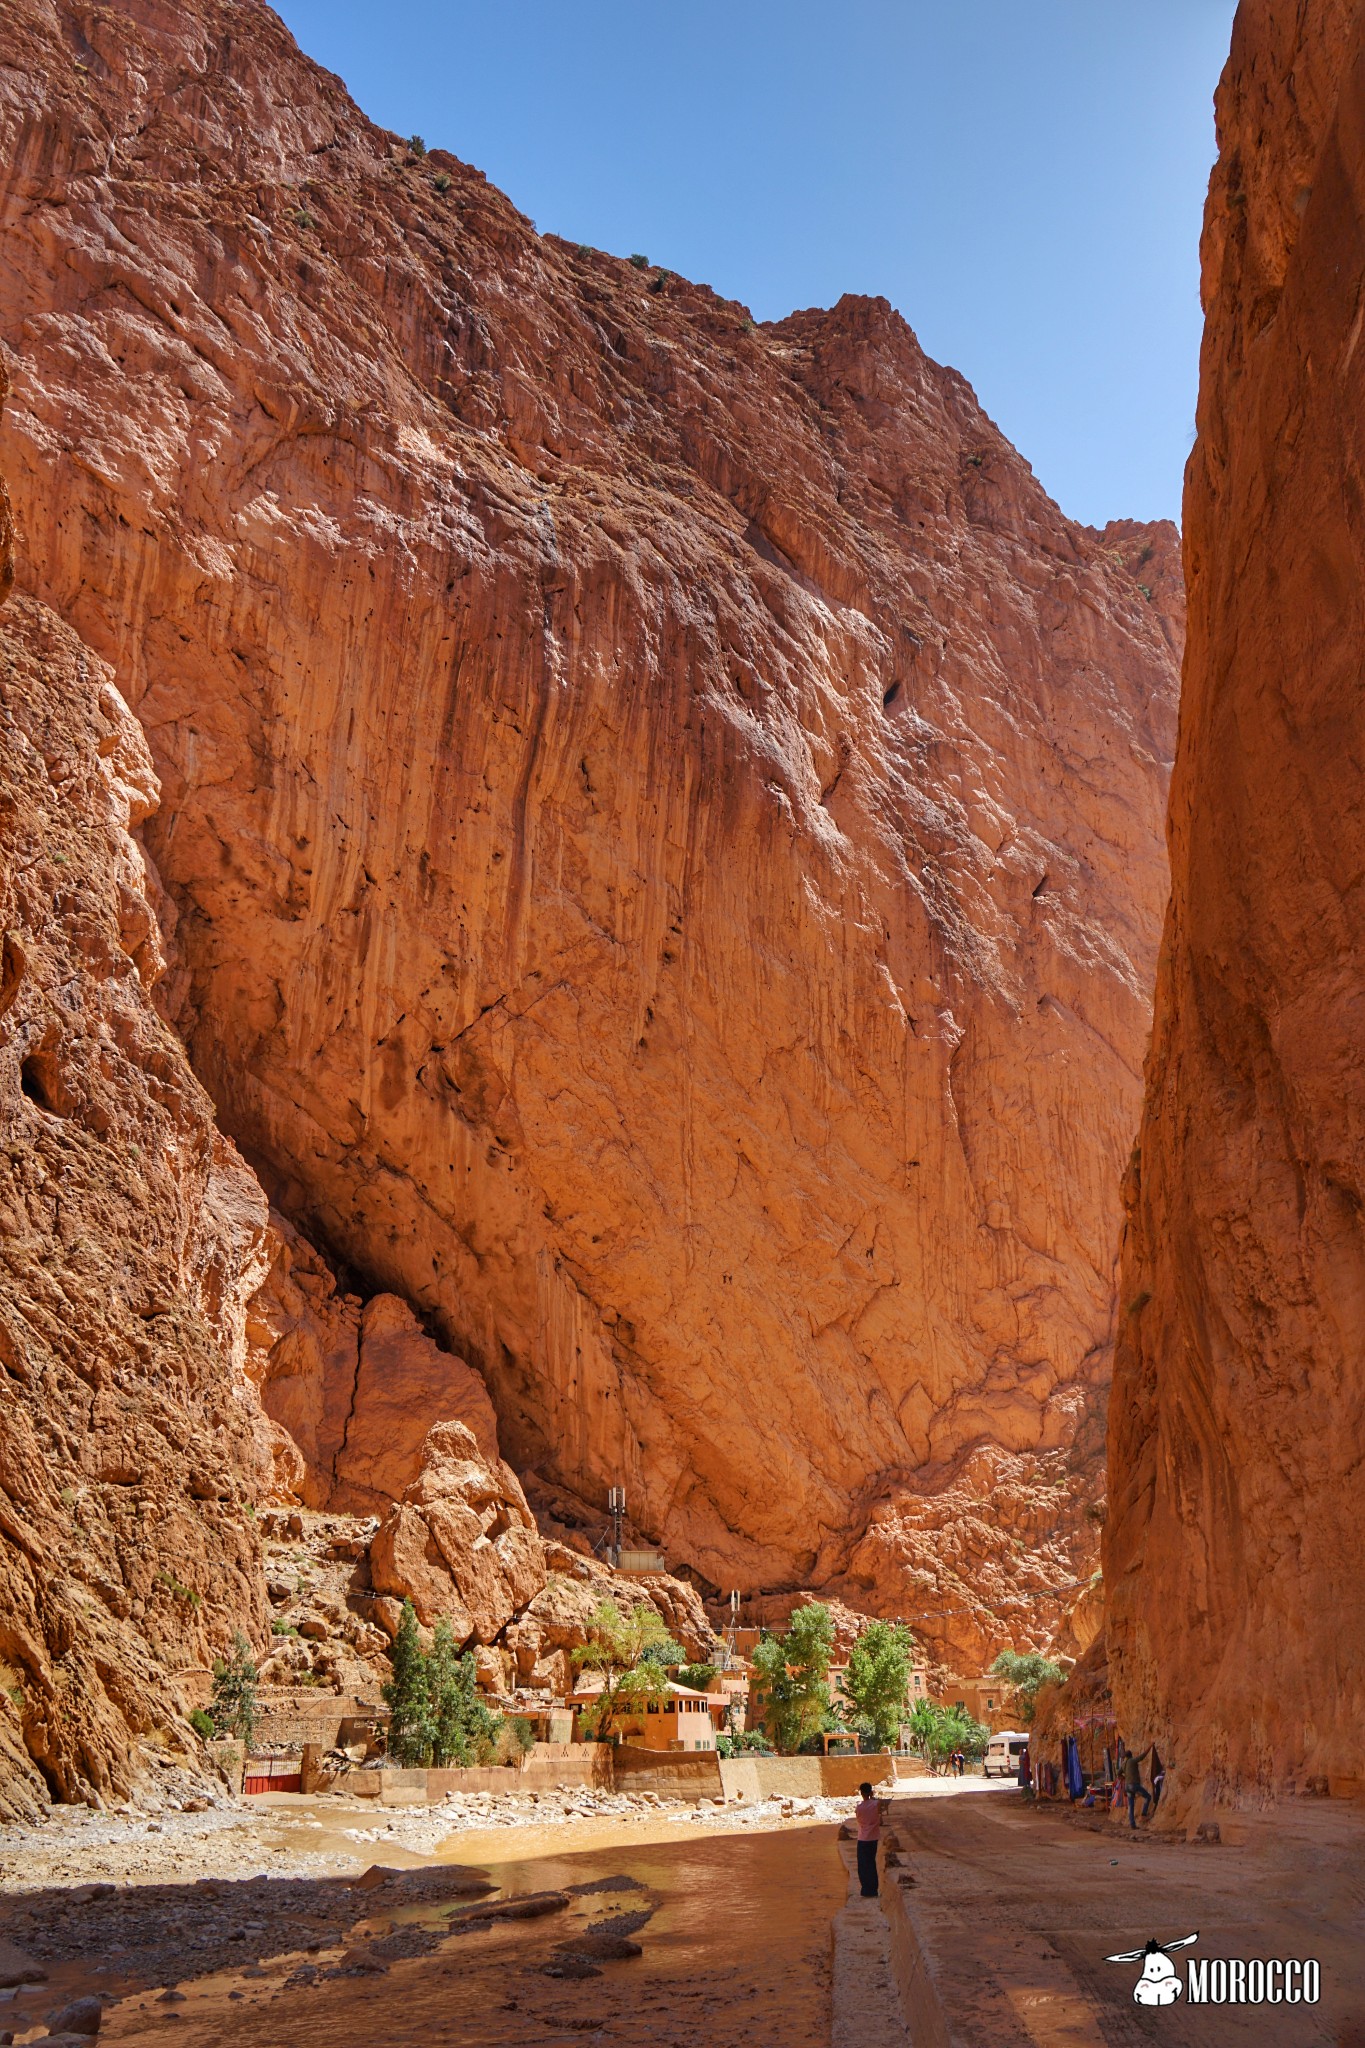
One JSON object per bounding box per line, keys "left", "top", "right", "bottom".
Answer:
{"left": 990, "top": 1650, "right": 1066, "bottom": 1725}
{"left": 434, "top": 171, "right": 452, "bottom": 193}
{"left": 189, "top": 1707, "right": 215, "bottom": 1741}
{"left": 906, "top": 1698, "right": 988, "bottom": 1772}
{"left": 716, "top": 1729, "right": 772, "bottom": 1758}
{"left": 638, "top": 1635, "right": 688, "bottom": 1669}
{"left": 494, "top": 1715, "right": 535, "bottom": 1765}
{"left": 409, "top": 134, "right": 426, "bottom": 157}
{"left": 628, "top": 253, "right": 649, "bottom": 270}
{"left": 209, "top": 1632, "right": 258, "bottom": 1745}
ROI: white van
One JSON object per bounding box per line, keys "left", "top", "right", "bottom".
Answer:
{"left": 983, "top": 1731, "right": 1030, "bottom": 1779}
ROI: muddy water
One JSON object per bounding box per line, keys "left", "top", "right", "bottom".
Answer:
{"left": 102, "top": 1825, "right": 844, "bottom": 2048}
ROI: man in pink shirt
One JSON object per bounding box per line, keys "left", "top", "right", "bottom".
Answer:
{"left": 854, "top": 1780, "right": 881, "bottom": 1897}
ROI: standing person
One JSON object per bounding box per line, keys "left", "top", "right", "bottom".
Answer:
{"left": 1017, "top": 1741, "right": 1031, "bottom": 1791}
{"left": 1122, "top": 1743, "right": 1153, "bottom": 1828}
{"left": 854, "top": 1781, "right": 881, "bottom": 1898}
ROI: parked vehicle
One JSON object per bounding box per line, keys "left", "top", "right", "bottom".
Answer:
{"left": 982, "top": 1730, "right": 1030, "bottom": 1779}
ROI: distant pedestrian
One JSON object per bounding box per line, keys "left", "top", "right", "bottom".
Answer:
{"left": 952, "top": 1748, "right": 966, "bottom": 1778}
{"left": 854, "top": 1780, "right": 881, "bottom": 1898}
{"left": 1017, "top": 1742, "right": 1031, "bottom": 1790}
{"left": 1122, "top": 1744, "right": 1153, "bottom": 1828}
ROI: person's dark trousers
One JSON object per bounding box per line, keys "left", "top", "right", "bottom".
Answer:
{"left": 856, "top": 1840, "right": 879, "bottom": 1897}
{"left": 1126, "top": 1789, "right": 1152, "bottom": 1829}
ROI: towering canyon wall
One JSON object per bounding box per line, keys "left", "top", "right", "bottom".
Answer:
{"left": 1107, "top": 0, "right": 1365, "bottom": 1806}
{"left": 0, "top": 364, "right": 272, "bottom": 1816}
{"left": 0, "top": 1, "right": 1180, "bottom": 1663}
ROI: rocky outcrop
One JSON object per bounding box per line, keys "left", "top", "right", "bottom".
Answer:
{"left": 368, "top": 1420, "right": 545, "bottom": 1641}
{"left": 0, "top": 360, "right": 271, "bottom": 1811}
{"left": 0, "top": 0, "right": 1181, "bottom": 1635}
{"left": 1106, "top": 0, "right": 1365, "bottom": 1808}
{"left": 247, "top": 1219, "right": 504, "bottom": 1511}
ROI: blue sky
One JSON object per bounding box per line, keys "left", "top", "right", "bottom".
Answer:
{"left": 274, "top": 0, "right": 1238, "bottom": 528}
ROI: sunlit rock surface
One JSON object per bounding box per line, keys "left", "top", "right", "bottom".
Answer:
{"left": 1106, "top": 0, "right": 1365, "bottom": 1807}
{"left": 0, "top": 360, "right": 270, "bottom": 1811}
{"left": 0, "top": 1, "right": 1181, "bottom": 1655}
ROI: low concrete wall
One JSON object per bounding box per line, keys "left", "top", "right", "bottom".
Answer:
{"left": 718, "top": 1758, "right": 764, "bottom": 1803}
{"left": 718, "top": 1753, "right": 915, "bottom": 1801}
{"left": 880, "top": 1859, "right": 954, "bottom": 2048}
{"left": 342, "top": 1743, "right": 614, "bottom": 1803}
{"left": 613, "top": 1745, "right": 724, "bottom": 1800}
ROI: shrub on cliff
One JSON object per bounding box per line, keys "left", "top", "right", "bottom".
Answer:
{"left": 840, "top": 1621, "right": 915, "bottom": 1752}
{"left": 751, "top": 1603, "right": 834, "bottom": 1755}
{"left": 990, "top": 1649, "right": 1066, "bottom": 1726}
{"left": 209, "top": 1632, "right": 258, "bottom": 1746}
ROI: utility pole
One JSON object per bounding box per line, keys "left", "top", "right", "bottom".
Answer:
{"left": 722, "top": 1588, "right": 739, "bottom": 1671}
{"left": 607, "top": 1486, "right": 625, "bottom": 1569}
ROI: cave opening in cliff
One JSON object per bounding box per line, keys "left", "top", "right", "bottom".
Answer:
{"left": 19, "top": 1049, "right": 66, "bottom": 1116}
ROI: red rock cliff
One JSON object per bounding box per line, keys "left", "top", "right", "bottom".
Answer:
{"left": 1107, "top": 0, "right": 1365, "bottom": 1807}
{"left": 0, "top": 0, "right": 1180, "bottom": 1652}
{"left": 0, "top": 364, "right": 271, "bottom": 1816}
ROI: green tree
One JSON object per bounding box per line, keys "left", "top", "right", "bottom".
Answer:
{"left": 906, "top": 1698, "right": 989, "bottom": 1774}
{"left": 840, "top": 1622, "right": 914, "bottom": 1752}
{"left": 572, "top": 1598, "right": 674, "bottom": 1740}
{"left": 383, "top": 1598, "right": 434, "bottom": 1765}
{"left": 493, "top": 1714, "right": 535, "bottom": 1764}
{"left": 675, "top": 1662, "right": 718, "bottom": 1692}
{"left": 990, "top": 1650, "right": 1066, "bottom": 1726}
{"left": 209, "top": 1631, "right": 258, "bottom": 1745}
{"left": 637, "top": 1634, "right": 688, "bottom": 1669}
{"left": 751, "top": 1602, "right": 834, "bottom": 1755}
{"left": 428, "top": 1619, "right": 501, "bottom": 1767}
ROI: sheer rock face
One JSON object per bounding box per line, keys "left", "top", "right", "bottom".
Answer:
{"left": 1106, "top": 0, "right": 1365, "bottom": 1808}
{"left": 0, "top": 431, "right": 271, "bottom": 1810}
{"left": 0, "top": 2, "right": 1181, "bottom": 1628}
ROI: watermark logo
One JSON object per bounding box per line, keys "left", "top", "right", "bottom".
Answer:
{"left": 1106, "top": 1932, "right": 1198, "bottom": 2006}
{"left": 1105, "top": 1933, "right": 1321, "bottom": 2007}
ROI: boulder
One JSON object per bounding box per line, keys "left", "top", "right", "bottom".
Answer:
{"left": 369, "top": 1424, "right": 545, "bottom": 1639}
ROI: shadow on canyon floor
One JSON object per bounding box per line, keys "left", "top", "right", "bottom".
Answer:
{"left": 0, "top": 1828, "right": 843, "bottom": 2048}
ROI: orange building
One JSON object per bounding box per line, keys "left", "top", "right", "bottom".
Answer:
{"left": 934, "top": 1674, "right": 1013, "bottom": 1731}
{"left": 569, "top": 1676, "right": 723, "bottom": 1751}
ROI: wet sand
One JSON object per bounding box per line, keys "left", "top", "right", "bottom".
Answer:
{"left": 91, "top": 1826, "right": 843, "bottom": 2048}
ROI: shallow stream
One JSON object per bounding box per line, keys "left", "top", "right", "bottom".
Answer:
{"left": 97, "top": 1824, "right": 844, "bottom": 2048}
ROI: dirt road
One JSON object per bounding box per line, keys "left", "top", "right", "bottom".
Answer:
{"left": 883, "top": 1784, "right": 1365, "bottom": 2045}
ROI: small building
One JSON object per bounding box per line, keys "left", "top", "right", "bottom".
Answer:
{"left": 616, "top": 1547, "right": 668, "bottom": 1574}
{"left": 935, "top": 1674, "right": 1012, "bottom": 1731}
{"left": 569, "top": 1676, "right": 722, "bottom": 1751}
